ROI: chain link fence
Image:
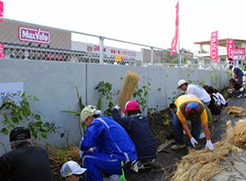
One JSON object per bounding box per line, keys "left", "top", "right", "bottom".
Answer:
{"left": 0, "top": 17, "right": 229, "bottom": 69}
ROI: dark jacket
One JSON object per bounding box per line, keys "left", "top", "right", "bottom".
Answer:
{"left": 112, "top": 109, "right": 157, "bottom": 161}
{"left": 0, "top": 142, "right": 53, "bottom": 181}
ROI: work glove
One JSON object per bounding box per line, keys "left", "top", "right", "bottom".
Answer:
{"left": 79, "top": 150, "right": 84, "bottom": 158}
{"left": 114, "top": 105, "right": 121, "bottom": 110}
{"left": 205, "top": 140, "right": 214, "bottom": 151}
{"left": 190, "top": 137, "right": 198, "bottom": 148}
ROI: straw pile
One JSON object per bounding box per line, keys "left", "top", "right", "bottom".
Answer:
{"left": 117, "top": 71, "right": 140, "bottom": 110}
{"left": 170, "top": 119, "right": 246, "bottom": 181}
{"left": 47, "top": 145, "right": 81, "bottom": 179}
{"left": 225, "top": 106, "right": 246, "bottom": 117}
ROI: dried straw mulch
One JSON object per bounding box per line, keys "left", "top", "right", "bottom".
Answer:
{"left": 225, "top": 106, "right": 246, "bottom": 117}
{"left": 47, "top": 145, "right": 81, "bottom": 180}
{"left": 117, "top": 71, "right": 140, "bottom": 110}
{"left": 169, "top": 119, "right": 246, "bottom": 181}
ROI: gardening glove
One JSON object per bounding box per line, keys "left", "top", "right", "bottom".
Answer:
{"left": 190, "top": 137, "right": 198, "bottom": 148}
{"left": 79, "top": 150, "right": 84, "bottom": 158}
{"left": 114, "top": 105, "right": 121, "bottom": 110}
{"left": 205, "top": 140, "right": 214, "bottom": 151}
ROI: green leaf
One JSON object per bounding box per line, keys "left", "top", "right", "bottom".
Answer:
{"left": 42, "top": 126, "right": 49, "bottom": 131}
{"left": 35, "top": 121, "right": 43, "bottom": 127}
{"left": 34, "top": 114, "right": 41, "bottom": 120}
{"left": 1, "top": 128, "right": 9, "bottom": 135}
{"left": 61, "top": 110, "right": 80, "bottom": 116}
{"left": 97, "top": 96, "right": 102, "bottom": 110}
{"left": 33, "top": 96, "right": 39, "bottom": 101}
{"left": 41, "top": 132, "right": 47, "bottom": 139}
{"left": 21, "top": 92, "right": 26, "bottom": 98}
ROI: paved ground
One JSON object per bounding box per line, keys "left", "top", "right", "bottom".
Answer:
{"left": 126, "top": 97, "right": 246, "bottom": 181}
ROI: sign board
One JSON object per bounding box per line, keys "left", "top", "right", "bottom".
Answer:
{"left": 0, "top": 44, "right": 5, "bottom": 58}
{"left": 0, "top": 1, "right": 3, "bottom": 23}
{"left": 72, "top": 41, "right": 143, "bottom": 60}
{"left": 234, "top": 48, "right": 245, "bottom": 60}
{"left": 18, "top": 26, "right": 51, "bottom": 44}
{"left": 0, "top": 82, "right": 24, "bottom": 106}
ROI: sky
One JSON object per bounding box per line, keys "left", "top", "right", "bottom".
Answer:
{"left": 1, "top": 0, "right": 246, "bottom": 52}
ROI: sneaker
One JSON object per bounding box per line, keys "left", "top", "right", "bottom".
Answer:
{"left": 171, "top": 144, "right": 186, "bottom": 150}
{"left": 237, "top": 94, "right": 243, "bottom": 98}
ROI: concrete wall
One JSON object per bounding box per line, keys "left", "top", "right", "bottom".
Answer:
{"left": 0, "top": 59, "right": 231, "bottom": 153}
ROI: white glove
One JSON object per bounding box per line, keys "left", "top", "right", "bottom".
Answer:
{"left": 190, "top": 137, "right": 198, "bottom": 148}
{"left": 114, "top": 105, "right": 121, "bottom": 110}
{"left": 205, "top": 140, "right": 214, "bottom": 151}
{"left": 79, "top": 150, "right": 84, "bottom": 158}
{"left": 121, "top": 112, "right": 125, "bottom": 118}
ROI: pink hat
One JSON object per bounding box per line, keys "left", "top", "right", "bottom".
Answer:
{"left": 122, "top": 100, "right": 140, "bottom": 113}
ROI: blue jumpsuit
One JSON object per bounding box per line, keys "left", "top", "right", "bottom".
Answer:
{"left": 79, "top": 116, "right": 137, "bottom": 181}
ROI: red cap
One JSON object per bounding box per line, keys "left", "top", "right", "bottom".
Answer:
{"left": 122, "top": 100, "right": 140, "bottom": 113}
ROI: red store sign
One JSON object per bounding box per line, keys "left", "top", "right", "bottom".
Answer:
{"left": 18, "top": 26, "right": 50, "bottom": 44}
{"left": 45, "top": 54, "right": 64, "bottom": 60}
{"left": 234, "top": 48, "right": 245, "bottom": 60}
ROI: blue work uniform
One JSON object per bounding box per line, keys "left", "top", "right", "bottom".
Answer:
{"left": 112, "top": 109, "right": 157, "bottom": 161}
{"left": 79, "top": 116, "right": 137, "bottom": 181}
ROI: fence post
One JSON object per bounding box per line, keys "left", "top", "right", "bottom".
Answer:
{"left": 151, "top": 47, "right": 154, "bottom": 65}
{"left": 99, "top": 36, "right": 104, "bottom": 64}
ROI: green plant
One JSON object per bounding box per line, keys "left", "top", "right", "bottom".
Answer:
{"left": 133, "top": 77, "right": 151, "bottom": 112}
{"left": 95, "top": 81, "right": 115, "bottom": 117}
{"left": 168, "top": 91, "right": 179, "bottom": 103}
{"left": 0, "top": 92, "right": 60, "bottom": 151}
{"left": 61, "top": 87, "right": 85, "bottom": 138}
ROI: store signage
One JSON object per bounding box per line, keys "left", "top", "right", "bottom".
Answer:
{"left": 18, "top": 26, "right": 50, "bottom": 44}
{"left": 0, "top": 82, "right": 24, "bottom": 106}
{"left": 234, "top": 48, "right": 245, "bottom": 60}
{"left": 0, "top": 1, "right": 3, "bottom": 23}
{"left": 0, "top": 44, "right": 5, "bottom": 58}
{"left": 45, "top": 54, "right": 64, "bottom": 60}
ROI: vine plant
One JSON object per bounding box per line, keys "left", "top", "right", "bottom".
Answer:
{"left": 0, "top": 92, "right": 60, "bottom": 152}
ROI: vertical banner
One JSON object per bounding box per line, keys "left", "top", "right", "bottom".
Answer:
{"left": 210, "top": 31, "right": 219, "bottom": 63}
{"left": 0, "top": 1, "right": 3, "bottom": 23}
{"left": 226, "top": 39, "right": 234, "bottom": 62}
{"left": 170, "top": 2, "right": 179, "bottom": 56}
{"left": 0, "top": 44, "right": 5, "bottom": 58}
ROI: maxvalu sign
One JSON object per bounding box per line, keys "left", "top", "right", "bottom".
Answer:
{"left": 18, "top": 26, "right": 50, "bottom": 44}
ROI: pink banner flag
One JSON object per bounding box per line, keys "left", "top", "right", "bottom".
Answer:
{"left": 171, "top": 2, "right": 179, "bottom": 56}
{"left": 0, "top": 1, "right": 3, "bottom": 23}
{"left": 210, "top": 31, "right": 219, "bottom": 63}
{"left": 226, "top": 39, "right": 234, "bottom": 62}
{"left": 0, "top": 44, "right": 5, "bottom": 58}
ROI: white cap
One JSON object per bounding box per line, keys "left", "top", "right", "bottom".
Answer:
{"left": 60, "top": 160, "right": 87, "bottom": 177}
{"left": 177, "top": 79, "right": 187, "bottom": 89}
{"left": 80, "top": 105, "right": 102, "bottom": 122}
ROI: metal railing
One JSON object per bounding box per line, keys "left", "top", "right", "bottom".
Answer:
{"left": 0, "top": 17, "right": 229, "bottom": 69}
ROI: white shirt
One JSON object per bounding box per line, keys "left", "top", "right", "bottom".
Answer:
{"left": 215, "top": 92, "right": 227, "bottom": 106}
{"left": 187, "top": 84, "right": 211, "bottom": 103}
